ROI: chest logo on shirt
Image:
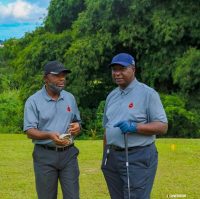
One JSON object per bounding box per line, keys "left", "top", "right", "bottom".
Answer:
{"left": 66, "top": 105, "right": 71, "bottom": 112}
{"left": 128, "top": 102, "right": 134, "bottom": 109}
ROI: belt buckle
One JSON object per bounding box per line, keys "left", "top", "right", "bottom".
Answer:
{"left": 55, "top": 145, "right": 69, "bottom": 151}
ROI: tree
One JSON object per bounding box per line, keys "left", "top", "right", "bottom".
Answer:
{"left": 173, "top": 48, "right": 200, "bottom": 94}
{"left": 1, "top": 0, "right": 200, "bottom": 136}
{"left": 45, "top": 0, "right": 85, "bottom": 33}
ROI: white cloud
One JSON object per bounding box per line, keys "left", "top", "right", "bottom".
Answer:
{"left": 0, "top": 0, "right": 47, "bottom": 23}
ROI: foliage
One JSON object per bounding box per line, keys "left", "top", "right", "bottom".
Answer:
{"left": 81, "top": 101, "right": 105, "bottom": 139}
{"left": 0, "top": 90, "right": 23, "bottom": 133}
{"left": 0, "top": 74, "right": 10, "bottom": 93}
{"left": 0, "top": 41, "right": 17, "bottom": 92}
{"left": 173, "top": 48, "right": 200, "bottom": 94}
{"left": 0, "top": 0, "right": 200, "bottom": 137}
{"left": 78, "top": 107, "right": 96, "bottom": 139}
{"left": 45, "top": 0, "right": 85, "bottom": 33}
{"left": 7, "top": 0, "right": 200, "bottom": 104}
{"left": 161, "top": 94, "right": 200, "bottom": 138}
{"left": 142, "top": 0, "right": 200, "bottom": 91}
{"left": 64, "top": 34, "right": 114, "bottom": 107}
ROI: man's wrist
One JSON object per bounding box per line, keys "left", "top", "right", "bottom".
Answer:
{"left": 130, "top": 121, "right": 137, "bottom": 133}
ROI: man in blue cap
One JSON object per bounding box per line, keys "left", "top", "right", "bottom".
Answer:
{"left": 101, "top": 53, "right": 168, "bottom": 199}
{"left": 24, "top": 60, "right": 81, "bottom": 199}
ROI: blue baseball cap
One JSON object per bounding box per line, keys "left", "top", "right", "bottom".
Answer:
{"left": 109, "top": 53, "right": 135, "bottom": 67}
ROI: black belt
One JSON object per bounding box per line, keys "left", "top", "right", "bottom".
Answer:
{"left": 36, "top": 143, "right": 74, "bottom": 152}
{"left": 108, "top": 143, "right": 153, "bottom": 152}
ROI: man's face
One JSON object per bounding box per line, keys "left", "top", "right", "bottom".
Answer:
{"left": 44, "top": 72, "right": 67, "bottom": 94}
{"left": 111, "top": 65, "right": 135, "bottom": 89}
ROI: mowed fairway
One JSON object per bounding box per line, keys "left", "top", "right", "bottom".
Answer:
{"left": 0, "top": 134, "right": 199, "bottom": 199}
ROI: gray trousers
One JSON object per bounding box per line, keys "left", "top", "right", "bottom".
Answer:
{"left": 33, "top": 145, "right": 80, "bottom": 199}
{"left": 101, "top": 143, "right": 158, "bottom": 199}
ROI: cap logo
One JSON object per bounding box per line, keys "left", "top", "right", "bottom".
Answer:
{"left": 58, "top": 63, "right": 62, "bottom": 68}
{"left": 128, "top": 102, "right": 134, "bottom": 109}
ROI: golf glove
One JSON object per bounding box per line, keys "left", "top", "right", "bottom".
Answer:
{"left": 114, "top": 120, "right": 137, "bottom": 134}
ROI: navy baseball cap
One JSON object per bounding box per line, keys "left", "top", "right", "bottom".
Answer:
{"left": 109, "top": 53, "right": 135, "bottom": 67}
{"left": 44, "top": 60, "right": 71, "bottom": 75}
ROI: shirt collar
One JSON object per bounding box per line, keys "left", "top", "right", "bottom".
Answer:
{"left": 42, "top": 85, "right": 64, "bottom": 101}
{"left": 119, "top": 78, "right": 139, "bottom": 95}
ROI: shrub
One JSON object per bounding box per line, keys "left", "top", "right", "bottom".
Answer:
{"left": 80, "top": 101, "right": 105, "bottom": 139}
{"left": 0, "top": 90, "right": 23, "bottom": 133}
{"left": 160, "top": 94, "right": 200, "bottom": 138}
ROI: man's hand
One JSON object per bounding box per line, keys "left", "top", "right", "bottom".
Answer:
{"left": 68, "top": 122, "right": 81, "bottom": 136}
{"left": 49, "top": 133, "right": 70, "bottom": 146}
{"left": 114, "top": 121, "right": 137, "bottom": 134}
{"left": 26, "top": 129, "right": 73, "bottom": 146}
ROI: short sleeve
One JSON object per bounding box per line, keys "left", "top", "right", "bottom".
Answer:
{"left": 148, "top": 90, "right": 168, "bottom": 123}
{"left": 23, "top": 99, "right": 39, "bottom": 131}
{"left": 72, "top": 97, "right": 81, "bottom": 123}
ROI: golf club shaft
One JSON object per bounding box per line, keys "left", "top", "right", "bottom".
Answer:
{"left": 124, "top": 133, "right": 131, "bottom": 199}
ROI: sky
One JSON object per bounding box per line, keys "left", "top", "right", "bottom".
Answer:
{"left": 0, "top": 0, "right": 51, "bottom": 41}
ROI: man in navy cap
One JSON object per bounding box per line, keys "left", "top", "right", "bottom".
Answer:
{"left": 24, "top": 60, "right": 81, "bottom": 199}
{"left": 101, "top": 53, "right": 168, "bottom": 199}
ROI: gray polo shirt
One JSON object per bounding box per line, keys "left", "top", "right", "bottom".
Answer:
{"left": 103, "top": 78, "right": 167, "bottom": 148}
{"left": 24, "top": 86, "right": 81, "bottom": 145}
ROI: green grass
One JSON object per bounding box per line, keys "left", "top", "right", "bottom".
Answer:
{"left": 0, "top": 135, "right": 199, "bottom": 199}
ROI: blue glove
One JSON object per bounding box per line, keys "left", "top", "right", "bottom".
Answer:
{"left": 114, "top": 121, "right": 137, "bottom": 134}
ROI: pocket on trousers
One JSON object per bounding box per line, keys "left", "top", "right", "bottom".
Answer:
{"left": 73, "top": 146, "right": 80, "bottom": 156}
{"left": 146, "top": 145, "right": 158, "bottom": 168}
{"left": 128, "top": 148, "right": 150, "bottom": 189}
{"left": 101, "top": 146, "right": 109, "bottom": 169}
{"left": 32, "top": 146, "right": 38, "bottom": 162}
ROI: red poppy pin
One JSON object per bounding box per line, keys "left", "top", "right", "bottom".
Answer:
{"left": 67, "top": 106, "right": 71, "bottom": 112}
{"left": 128, "top": 102, "right": 134, "bottom": 109}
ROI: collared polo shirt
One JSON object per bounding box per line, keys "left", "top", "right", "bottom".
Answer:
{"left": 24, "top": 86, "right": 81, "bottom": 145}
{"left": 103, "top": 78, "right": 167, "bottom": 148}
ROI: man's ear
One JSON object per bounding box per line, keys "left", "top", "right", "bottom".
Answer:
{"left": 131, "top": 66, "right": 136, "bottom": 72}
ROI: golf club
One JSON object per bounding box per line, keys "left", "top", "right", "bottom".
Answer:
{"left": 124, "top": 133, "right": 131, "bottom": 199}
